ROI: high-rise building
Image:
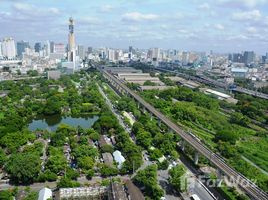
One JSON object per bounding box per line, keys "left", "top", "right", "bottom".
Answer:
{"left": 182, "top": 51, "right": 189, "bottom": 65}
{"left": 17, "top": 40, "right": 29, "bottom": 57}
{"left": 232, "top": 53, "right": 243, "bottom": 63}
{"left": 87, "top": 47, "right": 93, "bottom": 54}
{"left": 152, "top": 48, "right": 160, "bottom": 61}
{"left": 34, "top": 42, "right": 42, "bottom": 53}
{"left": 0, "top": 42, "right": 2, "bottom": 57}
{"left": 77, "top": 45, "right": 85, "bottom": 59}
{"left": 128, "top": 46, "right": 133, "bottom": 59}
{"left": 54, "top": 43, "right": 65, "bottom": 54}
{"left": 2, "top": 37, "right": 16, "bottom": 59}
{"left": 68, "top": 17, "right": 75, "bottom": 61}
{"left": 243, "top": 51, "right": 254, "bottom": 65}
{"left": 50, "top": 41, "right": 55, "bottom": 53}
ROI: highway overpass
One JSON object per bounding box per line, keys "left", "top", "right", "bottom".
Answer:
{"left": 99, "top": 68, "right": 268, "bottom": 200}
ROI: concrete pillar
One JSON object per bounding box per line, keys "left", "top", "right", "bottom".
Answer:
{"left": 180, "top": 140, "right": 185, "bottom": 151}
{"left": 158, "top": 118, "right": 161, "bottom": 126}
{"left": 194, "top": 151, "right": 199, "bottom": 165}
{"left": 142, "top": 107, "right": 146, "bottom": 113}
{"left": 216, "top": 169, "right": 223, "bottom": 187}
{"left": 150, "top": 112, "right": 153, "bottom": 121}
{"left": 137, "top": 103, "right": 140, "bottom": 109}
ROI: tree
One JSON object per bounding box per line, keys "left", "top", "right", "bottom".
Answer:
{"left": 133, "top": 165, "right": 164, "bottom": 199}
{"left": 86, "top": 169, "right": 95, "bottom": 180}
{"left": 77, "top": 156, "right": 94, "bottom": 170}
{"left": 214, "top": 130, "right": 239, "bottom": 145}
{"left": 57, "top": 177, "right": 80, "bottom": 188}
{"left": 168, "top": 165, "right": 187, "bottom": 192}
{"left": 230, "top": 112, "right": 250, "bottom": 127}
{"left": 136, "top": 130, "right": 152, "bottom": 149}
{"left": 6, "top": 153, "right": 41, "bottom": 184}
{"left": 0, "top": 190, "right": 13, "bottom": 200}
{"left": 88, "top": 129, "right": 100, "bottom": 141}
{"left": 101, "top": 144, "right": 114, "bottom": 153}
{"left": 0, "top": 148, "right": 7, "bottom": 167}
{"left": 100, "top": 165, "right": 118, "bottom": 177}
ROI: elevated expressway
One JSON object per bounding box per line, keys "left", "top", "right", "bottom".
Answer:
{"left": 99, "top": 68, "right": 268, "bottom": 200}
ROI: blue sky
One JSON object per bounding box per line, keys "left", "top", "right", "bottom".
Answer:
{"left": 0, "top": 0, "right": 268, "bottom": 53}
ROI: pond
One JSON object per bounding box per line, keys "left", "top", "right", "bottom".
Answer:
{"left": 28, "top": 114, "right": 99, "bottom": 132}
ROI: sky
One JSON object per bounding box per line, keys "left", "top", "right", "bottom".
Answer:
{"left": 0, "top": 0, "right": 268, "bottom": 54}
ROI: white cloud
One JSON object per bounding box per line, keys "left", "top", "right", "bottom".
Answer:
{"left": 246, "top": 26, "right": 258, "bottom": 33}
{"left": 99, "top": 4, "right": 114, "bottom": 12}
{"left": 198, "top": 3, "right": 210, "bottom": 10}
{"left": 215, "top": 23, "right": 225, "bottom": 30}
{"left": 122, "top": 12, "right": 159, "bottom": 22}
{"left": 218, "top": 0, "right": 268, "bottom": 8}
{"left": 13, "top": 3, "right": 60, "bottom": 16}
{"left": 232, "top": 9, "right": 261, "bottom": 21}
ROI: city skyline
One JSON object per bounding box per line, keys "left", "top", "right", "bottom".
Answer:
{"left": 0, "top": 0, "right": 268, "bottom": 53}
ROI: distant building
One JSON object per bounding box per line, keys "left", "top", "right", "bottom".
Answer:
{"left": 232, "top": 53, "right": 244, "bottom": 63}
{"left": 77, "top": 45, "right": 85, "bottom": 59}
{"left": 54, "top": 43, "right": 65, "bottom": 54}
{"left": 17, "top": 41, "right": 30, "bottom": 57}
{"left": 38, "top": 188, "right": 52, "bottom": 200}
{"left": 231, "top": 67, "right": 248, "bottom": 78}
{"left": 87, "top": 47, "right": 93, "bottom": 54}
{"left": 2, "top": 37, "right": 16, "bottom": 59}
{"left": 34, "top": 42, "right": 42, "bottom": 53}
{"left": 50, "top": 41, "right": 55, "bottom": 53}
{"left": 113, "top": 150, "right": 125, "bottom": 169}
{"left": 47, "top": 70, "right": 61, "bottom": 80}
{"left": 243, "top": 51, "right": 254, "bottom": 65}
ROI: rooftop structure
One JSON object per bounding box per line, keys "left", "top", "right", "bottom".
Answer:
{"left": 38, "top": 188, "right": 52, "bottom": 200}
{"left": 102, "top": 152, "right": 114, "bottom": 167}
{"left": 113, "top": 150, "right": 125, "bottom": 169}
{"left": 125, "top": 180, "right": 145, "bottom": 200}
{"left": 58, "top": 186, "right": 107, "bottom": 199}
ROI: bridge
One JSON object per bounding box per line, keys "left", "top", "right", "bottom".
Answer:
{"left": 155, "top": 67, "right": 268, "bottom": 100}
{"left": 99, "top": 68, "right": 268, "bottom": 200}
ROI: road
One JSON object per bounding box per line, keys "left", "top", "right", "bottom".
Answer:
{"left": 100, "top": 68, "right": 268, "bottom": 200}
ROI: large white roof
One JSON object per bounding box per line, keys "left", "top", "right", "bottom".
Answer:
{"left": 38, "top": 188, "right": 52, "bottom": 200}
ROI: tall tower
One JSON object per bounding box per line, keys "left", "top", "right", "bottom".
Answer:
{"left": 68, "top": 17, "right": 76, "bottom": 70}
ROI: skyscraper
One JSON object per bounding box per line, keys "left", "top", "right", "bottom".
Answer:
{"left": 2, "top": 37, "right": 16, "bottom": 59}
{"left": 34, "top": 42, "right": 42, "bottom": 53}
{"left": 68, "top": 17, "right": 75, "bottom": 61}
{"left": 243, "top": 51, "right": 254, "bottom": 65}
{"left": 77, "top": 45, "right": 85, "bottom": 59}
{"left": 17, "top": 40, "right": 29, "bottom": 57}
{"left": 50, "top": 41, "right": 55, "bottom": 53}
{"left": 0, "top": 41, "right": 2, "bottom": 58}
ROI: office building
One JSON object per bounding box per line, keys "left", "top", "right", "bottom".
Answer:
{"left": 2, "top": 37, "right": 16, "bottom": 59}
{"left": 243, "top": 51, "right": 254, "bottom": 65}
{"left": 0, "top": 42, "right": 2, "bottom": 57}
{"left": 152, "top": 48, "right": 160, "bottom": 61}
{"left": 17, "top": 41, "right": 29, "bottom": 57}
{"left": 54, "top": 43, "right": 65, "bottom": 54}
{"left": 77, "top": 45, "right": 85, "bottom": 59}
{"left": 87, "top": 47, "right": 93, "bottom": 54}
{"left": 182, "top": 51, "right": 189, "bottom": 65}
{"left": 232, "top": 53, "right": 244, "bottom": 63}
{"left": 34, "top": 42, "right": 42, "bottom": 53}
{"left": 50, "top": 41, "right": 54, "bottom": 53}
{"left": 129, "top": 46, "right": 133, "bottom": 59}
